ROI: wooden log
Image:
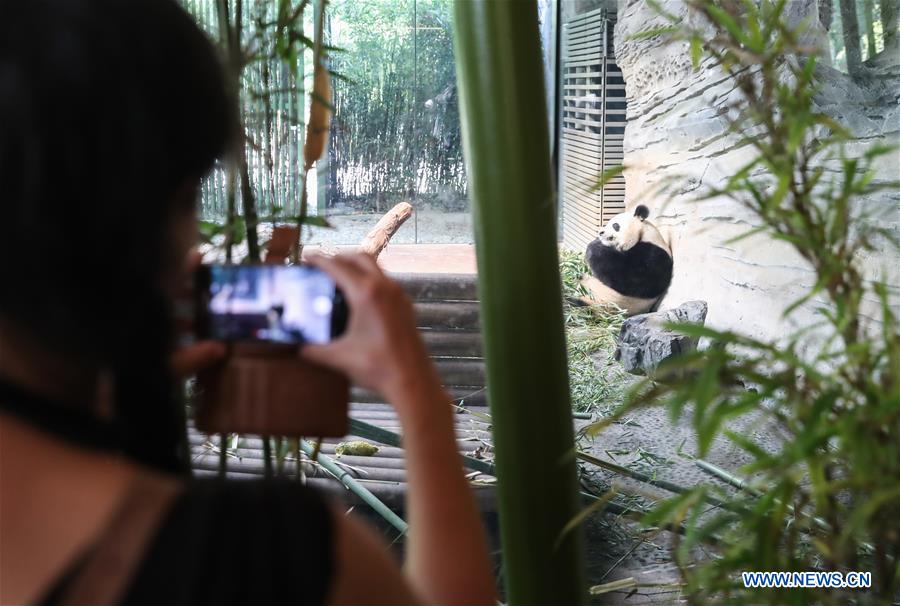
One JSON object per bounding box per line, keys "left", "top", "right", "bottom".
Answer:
{"left": 358, "top": 201, "right": 413, "bottom": 259}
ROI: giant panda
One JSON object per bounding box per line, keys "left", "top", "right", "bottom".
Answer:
{"left": 577, "top": 204, "right": 673, "bottom": 316}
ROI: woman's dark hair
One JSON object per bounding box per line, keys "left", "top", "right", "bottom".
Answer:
{"left": 0, "top": 0, "right": 233, "bottom": 472}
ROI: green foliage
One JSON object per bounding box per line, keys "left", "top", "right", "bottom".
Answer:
{"left": 199, "top": 218, "right": 247, "bottom": 246}
{"left": 560, "top": 251, "right": 627, "bottom": 414}
{"left": 181, "top": 0, "right": 319, "bottom": 229}
{"left": 559, "top": 249, "right": 591, "bottom": 303}
{"left": 599, "top": 2, "right": 900, "bottom": 604}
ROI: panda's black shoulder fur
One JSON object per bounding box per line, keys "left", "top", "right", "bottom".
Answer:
{"left": 585, "top": 239, "right": 673, "bottom": 300}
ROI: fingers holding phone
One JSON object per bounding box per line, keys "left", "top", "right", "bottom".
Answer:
{"left": 301, "top": 254, "right": 440, "bottom": 404}
{"left": 191, "top": 260, "right": 350, "bottom": 438}
{"left": 170, "top": 340, "right": 226, "bottom": 377}
{"left": 195, "top": 264, "right": 348, "bottom": 345}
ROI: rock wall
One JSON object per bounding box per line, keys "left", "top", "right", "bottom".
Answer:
{"left": 613, "top": 0, "right": 900, "bottom": 344}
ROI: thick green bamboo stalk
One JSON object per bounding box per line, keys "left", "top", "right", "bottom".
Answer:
{"left": 451, "top": 4, "right": 586, "bottom": 605}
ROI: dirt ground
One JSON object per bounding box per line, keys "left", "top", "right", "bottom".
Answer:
{"left": 199, "top": 211, "right": 476, "bottom": 268}
{"left": 570, "top": 346, "right": 785, "bottom": 603}
{"left": 312, "top": 210, "right": 474, "bottom": 246}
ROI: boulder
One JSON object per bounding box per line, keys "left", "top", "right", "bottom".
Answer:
{"left": 615, "top": 301, "right": 708, "bottom": 376}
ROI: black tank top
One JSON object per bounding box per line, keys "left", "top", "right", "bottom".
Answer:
{"left": 41, "top": 479, "right": 336, "bottom": 606}
{"left": 0, "top": 378, "right": 335, "bottom": 605}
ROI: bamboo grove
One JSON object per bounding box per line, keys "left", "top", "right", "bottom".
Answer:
{"left": 181, "top": 0, "right": 313, "bottom": 229}
{"left": 179, "top": 0, "right": 468, "bottom": 235}
{"left": 826, "top": 0, "right": 898, "bottom": 76}
{"left": 327, "top": 0, "right": 466, "bottom": 215}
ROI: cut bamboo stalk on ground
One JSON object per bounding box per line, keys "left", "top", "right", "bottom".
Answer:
{"left": 578, "top": 451, "right": 698, "bottom": 497}
{"left": 694, "top": 458, "right": 874, "bottom": 552}
{"left": 299, "top": 439, "right": 408, "bottom": 534}
{"left": 694, "top": 458, "right": 759, "bottom": 495}
{"left": 349, "top": 419, "right": 655, "bottom": 523}
{"left": 348, "top": 418, "right": 495, "bottom": 476}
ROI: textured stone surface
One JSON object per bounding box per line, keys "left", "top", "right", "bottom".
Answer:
{"left": 615, "top": 300, "right": 708, "bottom": 375}
{"left": 612, "top": 1, "right": 900, "bottom": 350}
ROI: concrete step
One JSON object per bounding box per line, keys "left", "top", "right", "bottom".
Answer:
{"left": 391, "top": 272, "right": 479, "bottom": 302}
{"left": 421, "top": 330, "right": 483, "bottom": 358}
{"left": 351, "top": 386, "right": 488, "bottom": 406}
{"left": 349, "top": 406, "right": 492, "bottom": 424}
{"left": 433, "top": 358, "right": 485, "bottom": 386}
{"left": 348, "top": 402, "right": 491, "bottom": 416}
{"left": 188, "top": 399, "right": 499, "bottom": 512}
{"left": 192, "top": 469, "right": 498, "bottom": 511}
{"left": 189, "top": 433, "right": 493, "bottom": 458}
{"left": 414, "top": 301, "right": 480, "bottom": 331}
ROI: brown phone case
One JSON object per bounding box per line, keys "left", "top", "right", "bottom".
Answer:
{"left": 193, "top": 226, "right": 349, "bottom": 438}
{"left": 194, "top": 344, "right": 349, "bottom": 438}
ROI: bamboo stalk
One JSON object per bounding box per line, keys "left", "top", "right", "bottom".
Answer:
{"left": 218, "top": 432, "right": 228, "bottom": 477}
{"left": 452, "top": 4, "right": 586, "bottom": 602}
{"left": 862, "top": 0, "right": 877, "bottom": 59}
{"left": 880, "top": 0, "right": 898, "bottom": 49}
{"left": 578, "top": 451, "right": 704, "bottom": 499}
{"left": 348, "top": 417, "right": 495, "bottom": 476}
{"left": 693, "top": 458, "right": 874, "bottom": 552}
{"left": 262, "top": 436, "right": 273, "bottom": 479}
{"left": 694, "top": 459, "right": 759, "bottom": 495}
{"left": 348, "top": 418, "right": 652, "bottom": 523}
{"left": 299, "top": 439, "right": 408, "bottom": 534}
{"left": 839, "top": 0, "right": 863, "bottom": 78}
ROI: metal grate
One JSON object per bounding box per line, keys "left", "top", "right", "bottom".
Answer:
{"left": 560, "top": 7, "right": 626, "bottom": 252}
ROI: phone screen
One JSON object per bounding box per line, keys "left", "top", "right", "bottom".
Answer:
{"left": 200, "top": 265, "right": 345, "bottom": 344}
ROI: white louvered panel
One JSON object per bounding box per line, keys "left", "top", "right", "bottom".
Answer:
{"left": 560, "top": 8, "right": 627, "bottom": 253}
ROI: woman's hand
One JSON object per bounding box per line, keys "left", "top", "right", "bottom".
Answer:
{"left": 301, "top": 254, "right": 441, "bottom": 407}
{"left": 169, "top": 249, "right": 227, "bottom": 378}
{"left": 306, "top": 254, "right": 496, "bottom": 606}
{"left": 170, "top": 341, "right": 226, "bottom": 378}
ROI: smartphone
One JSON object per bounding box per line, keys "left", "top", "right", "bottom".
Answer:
{"left": 196, "top": 264, "right": 348, "bottom": 345}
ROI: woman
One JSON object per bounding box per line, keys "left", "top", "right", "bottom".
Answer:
{"left": 0, "top": 1, "right": 495, "bottom": 604}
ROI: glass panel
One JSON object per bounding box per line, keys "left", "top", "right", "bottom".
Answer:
{"left": 184, "top": 0, "right": 559, "bottom": 252}
{"left": 314, "top": 0, "right": 470, "bottom": 246}
{"left": 404, "top": 0, "right": 468, "bottom": 244}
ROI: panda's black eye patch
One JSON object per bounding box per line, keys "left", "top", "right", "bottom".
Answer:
{"left": 613, "top": 223, "right": 620, "bottom": 232}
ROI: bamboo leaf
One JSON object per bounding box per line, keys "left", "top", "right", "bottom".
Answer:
{"left": 640, "top": 489, "right": 704, "bottom": 528}
{"left": 556, "top": 489, "right": 616, "bottom": 551}
{"left": 589, "top": 164, "right": 626, "bottom": 192}
{"left": 705, "top": 5, "right": 750, "bottom": 47}
{"left": 690, "top": 37, "right": 703, "bottom": 70}
{"left": 296, "top": 215, "right": 333, "bottom": 228}
{"left": 628, "top": 25, "right": 679, "bottom": 41}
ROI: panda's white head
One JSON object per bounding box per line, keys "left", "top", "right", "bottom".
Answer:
{"left": 598, "top": 204, "right": 650, "bottom": 252}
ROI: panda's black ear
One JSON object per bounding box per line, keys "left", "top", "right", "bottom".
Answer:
{"left": 634, "top": 205, "right": 649, "bottom": 220}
